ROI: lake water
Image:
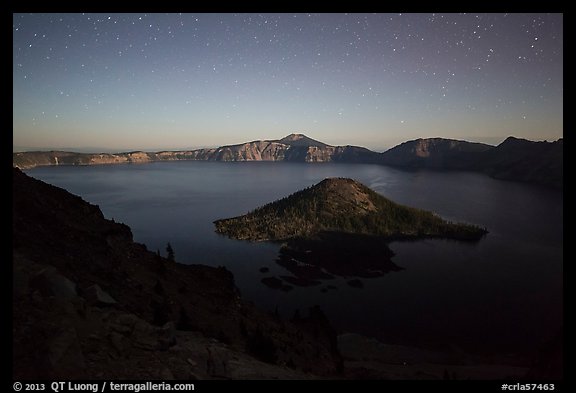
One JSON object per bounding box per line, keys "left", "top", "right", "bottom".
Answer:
{"left": 27, "top": 161, "right": 563, "bottom": 357}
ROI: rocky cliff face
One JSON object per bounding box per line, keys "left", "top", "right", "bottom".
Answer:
{"left": 12, "top": 150, "right": 157, "bottom": 168}
{"left": 379, "top": 138, "right": 493, "bottom": 169}
{"left": 211, "top": 141, "right": 289, "bottom": 161}
{"left": 12, "top": 168, "right": 342, "bottom": 379}
{"left": 12, "top": 134, "right": 562, "bottom": 188}
{"left": 475, "top": 137, "right": 563, "bottom": 188}
{"left": 12, "top": 134, "right": 379, "bottom": 169}
{"left": 379, "top": 137, "right": 563, "bottom": 188}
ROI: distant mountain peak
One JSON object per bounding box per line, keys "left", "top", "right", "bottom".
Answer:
{"left": 282, "top": 133, "right": 306, "bottom": 140}
{"left": 278, "top": 133, "right": 329, "bottom": 148}
{"left": 501, "top": 136, "right": 523, "bottom": 143}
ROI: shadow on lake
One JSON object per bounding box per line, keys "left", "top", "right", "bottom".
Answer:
{"left": 260, "top": 231, "right": 405, "bottom": 290}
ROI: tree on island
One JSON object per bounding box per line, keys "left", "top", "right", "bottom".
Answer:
{"left": 166, "top": 242, "right": 175, "bottom": 262}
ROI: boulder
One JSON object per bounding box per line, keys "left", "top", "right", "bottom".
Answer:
{"left": 29, "top": 266, "right": 78, "bottom": 300}
{"left": 47, "top": 326, "right": 86, "bottom": 378}
{"left": 158, "top": 321, "right": 177, "bottom": 350}
{"left": 84, "top": 284, "right": 117, "bottom": 306}
{"left": 347, "top": 279, "right": 363, "bottom": 288}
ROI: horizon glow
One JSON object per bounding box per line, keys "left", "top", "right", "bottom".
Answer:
{"left": 13, "top": 13, "right": 563, "bottom": 152}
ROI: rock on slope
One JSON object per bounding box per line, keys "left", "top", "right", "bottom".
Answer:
{"left": 12, "top": 168, "right": 342, "bottom": 379}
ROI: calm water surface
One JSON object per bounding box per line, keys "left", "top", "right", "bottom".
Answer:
{"left": 28, "top": 161, "right": 563, "bottom": 356}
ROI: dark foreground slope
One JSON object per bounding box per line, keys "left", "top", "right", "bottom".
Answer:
{"left": 214, "top": 178, "right": 487, "bottom": 242}
{"left": 12, "top": 168, "right": 342, "bottom": 379}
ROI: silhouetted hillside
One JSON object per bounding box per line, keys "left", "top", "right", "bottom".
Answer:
{"left": 476, "top": 137, "right": 563, "bottom": 188}
{"left": 379, "top": 137, "right": 562, "bottom": 188}
{"left": 380, "top": 138, "right": 492, "bottom": 169}
{"left": 12, "top": 168, "right": 342, "bottom": 379}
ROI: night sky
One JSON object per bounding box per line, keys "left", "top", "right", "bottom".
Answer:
{"left": 13, "top": 13, "right": 563, "bottom": 152}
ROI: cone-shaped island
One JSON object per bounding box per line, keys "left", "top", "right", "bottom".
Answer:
{"left": 214, "top": 177, "right": 487, "bottom": 242}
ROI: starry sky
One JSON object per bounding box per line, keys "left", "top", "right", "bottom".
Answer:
{"left": 13, "top": 13, "right": 563, "bottom": 152}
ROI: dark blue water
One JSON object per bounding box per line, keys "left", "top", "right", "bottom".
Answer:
{"left": 27, "top": 161, "right": 563, "bottom": 356}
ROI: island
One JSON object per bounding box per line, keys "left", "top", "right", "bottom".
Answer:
{"left": 214, "top": 177, "right": 487, "bottom": 242}
{"left": 214, "top": 178, "right": 487, "bottom": 286}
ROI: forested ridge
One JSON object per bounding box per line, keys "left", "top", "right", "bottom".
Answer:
{"left": 214, "top": 178, "right": 487, "bottom": 242}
